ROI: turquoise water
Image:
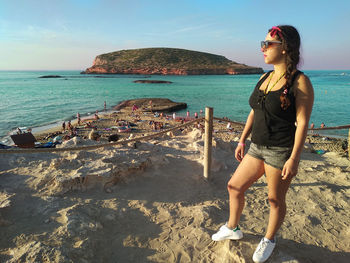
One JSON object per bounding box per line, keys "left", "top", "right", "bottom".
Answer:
{"left": 1, "top": 70, "right": 350, "bottom": 140}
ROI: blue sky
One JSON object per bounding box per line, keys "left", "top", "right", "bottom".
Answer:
{"left": 1, "top": 0, "right": 349, "bottom": 70}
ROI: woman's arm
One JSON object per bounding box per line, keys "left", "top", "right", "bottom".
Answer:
{"left": 282, "top": 74, "right": 314, "bottom": 180}
{"left": 235, "top": 109, "right": 255, "bottom": 162}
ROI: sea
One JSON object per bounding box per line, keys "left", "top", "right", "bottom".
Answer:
{"left": 1, "top": 70, "right": 350, "bottom": 143}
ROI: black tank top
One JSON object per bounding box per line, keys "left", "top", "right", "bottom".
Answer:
{"left": 249, "top": 70, "right": 302, "bottom": 147}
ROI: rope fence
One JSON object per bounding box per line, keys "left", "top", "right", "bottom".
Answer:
{"left": 309, "top": 124, "right": 350, "bottom": 131}
{"left": 1, "top": 108, "right": 349, "bottom": 175}
{"left": 213, "top": 117, "right": 245, "bottom": 126}
{"left": 0, "top": 118, "right": 204, "bottom": 154}
{"left": 213, "top": 117, "right": 350, "bottom": 159}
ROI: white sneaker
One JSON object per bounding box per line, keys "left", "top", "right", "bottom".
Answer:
{"left": 252, "top": 237, "right": 276, "bottom": 263}
{"left": 211, "top": 223, "right": 243, "bottom": 241}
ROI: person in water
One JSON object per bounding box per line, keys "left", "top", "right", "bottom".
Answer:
{"left": 211, "top": 25, "right": 314, "bottom": 263}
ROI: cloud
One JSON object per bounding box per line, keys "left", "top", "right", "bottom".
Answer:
{"left": 24, "top": 25, "right": 59, "bottom": 40}
{"left": 1, "top": 22, "right": 62, "bottom": 43}
{"left": 172, "top": 24, "right": 212, "bottom": 33}
{"left": 142, "top": 23, "right": 221, "bottom": 40}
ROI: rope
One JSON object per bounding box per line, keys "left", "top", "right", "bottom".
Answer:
{"left": 1, "top": 114, "right": 349, "bottom": 154}
{"left": 214, "top": 116, "right": 350, "bottom": 131}
{"left": 213, "top": 117, "right": 245, "bottom": 126}
{"left": 0, "top": 118, "right": 203, "bottom": 154}
{"left": 309, "top": 124, "right": 350, "bottom": 131}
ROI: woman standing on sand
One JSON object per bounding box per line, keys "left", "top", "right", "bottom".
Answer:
{"left": 212, "top": 25, "right": 314, "bottom": 263}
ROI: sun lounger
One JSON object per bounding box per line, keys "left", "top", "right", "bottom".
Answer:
{"left": 10, "top": 132, "right": 37, "bottom": 148}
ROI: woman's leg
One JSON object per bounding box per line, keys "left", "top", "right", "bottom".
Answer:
{"left": 227, "top": 155, "right": 265, "bottom": 228}
{"left": 264, "top": 164, "right": 293, "bottom": 240}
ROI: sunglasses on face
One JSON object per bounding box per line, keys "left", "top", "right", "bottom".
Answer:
{"left": 260, "top": 40, "right": 282, "bottom": 49}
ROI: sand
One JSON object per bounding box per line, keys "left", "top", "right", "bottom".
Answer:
{"left": 1, "top": 110, "right": 349, "bottom": 262}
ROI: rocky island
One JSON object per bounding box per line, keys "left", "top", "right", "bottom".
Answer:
{"left": 82, "top": 48, "right": 263, "bottom": 75}
{"left": 114, "top": 98, "right": 187, "bottom": 112}
{"left": 133, "top": 80, "right": 172, "bottom": 84}
{"left": 38, "top": 75, "right": 62, "bottom": 78}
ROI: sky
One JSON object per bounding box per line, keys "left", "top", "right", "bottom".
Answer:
{"left": 0, "top": 0, "right": 349, "bottom": 71}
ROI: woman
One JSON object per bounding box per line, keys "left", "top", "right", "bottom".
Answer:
{"left": 212, "top": 25, "right": 314, "bottom": 263}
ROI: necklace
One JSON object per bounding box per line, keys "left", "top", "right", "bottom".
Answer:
{"left": 264, "top": 71, "right": 286, "bottom": 95}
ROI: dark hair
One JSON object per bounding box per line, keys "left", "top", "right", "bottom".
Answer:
{"left": 269, "top": 25, "right": 301, "bottom": 110}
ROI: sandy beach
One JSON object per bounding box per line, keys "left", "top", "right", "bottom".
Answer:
{"left": 0, "top": 107, "right": 349, "bottom": 262}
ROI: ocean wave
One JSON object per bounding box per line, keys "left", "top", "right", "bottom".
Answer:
{"left": 328, "top": 73, "right": 349, "bottom": 76}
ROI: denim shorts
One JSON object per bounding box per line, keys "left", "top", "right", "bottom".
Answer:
{"left": 247, "top": 142, "right": 293, "bottom": 170}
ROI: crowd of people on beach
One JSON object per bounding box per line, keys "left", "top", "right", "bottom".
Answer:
{"left": 7, "top": 94, "right": 332, "bottom": 157}
{"left": 61, "top": 120, "right": 78, "bottom": 139}
{"left": 27, "top": 103, "right": 206, "bottom": 148}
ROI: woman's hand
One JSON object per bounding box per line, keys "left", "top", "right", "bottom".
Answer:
{"left": 281, "top": 158, "right": 299, "bottom": 180}
{"left": 235, "top": 143, "right": 245, "bottom": 162}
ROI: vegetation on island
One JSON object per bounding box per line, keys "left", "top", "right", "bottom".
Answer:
{"left": 83, "top": 48, "right": 263, "bottom": 75}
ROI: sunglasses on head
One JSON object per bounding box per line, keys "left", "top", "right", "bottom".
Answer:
{"left": 260, "top": 40, "right": 282, "bottom": 49}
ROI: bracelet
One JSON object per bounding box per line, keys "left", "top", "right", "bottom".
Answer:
{"left": 238, "top": 143, "right": 245, "bottom": 146}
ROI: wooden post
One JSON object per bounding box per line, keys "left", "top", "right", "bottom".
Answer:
{"left": 204, "top": 107, "right": 213, "bottom": 180}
